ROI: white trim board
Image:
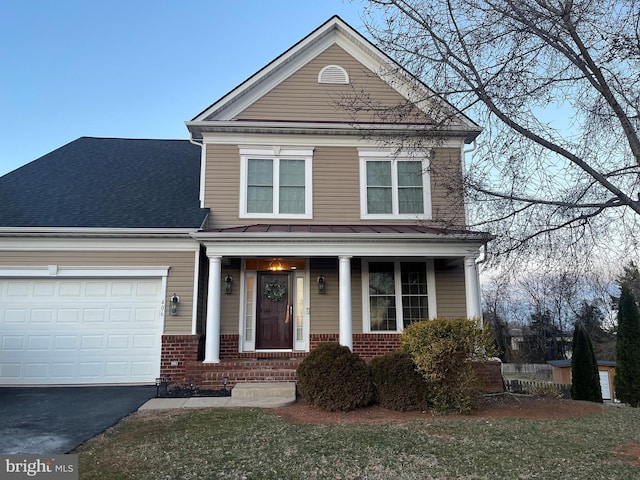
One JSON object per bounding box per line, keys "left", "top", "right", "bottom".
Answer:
{"left": 0, "top": 266, "right": 170, "bottom": 278}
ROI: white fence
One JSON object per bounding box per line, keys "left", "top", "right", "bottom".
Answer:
{"left": 501, "top": 363, "right": 552, "bottom": 374}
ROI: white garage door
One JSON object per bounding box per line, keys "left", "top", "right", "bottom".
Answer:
{"left": 0, "top": 278, "right": 164, "bottom": 385}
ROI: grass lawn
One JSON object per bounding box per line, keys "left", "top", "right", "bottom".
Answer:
{"left": 76, "top": 403, "right": 640, "bottom": 480}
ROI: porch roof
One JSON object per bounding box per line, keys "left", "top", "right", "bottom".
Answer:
{"left": 199, "top": 223, "right": 491, "bottom": 239}
{"left": 193, "top": 224, "right": 493, "bottom": 258}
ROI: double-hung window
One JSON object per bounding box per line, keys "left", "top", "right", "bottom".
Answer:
{"left": 362, "top": 259, "right": 437, "bottom": 333}
{"left": 359, "top": 148, "right": 431, "bottom": 219}
{"left": 240, "top": 146, "right": 313, "bottom": 219}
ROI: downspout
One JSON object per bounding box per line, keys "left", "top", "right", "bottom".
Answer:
{"left": 462, "top": 139, "right": 478, "bottom": 227}
{"left": 189, "top": 136, "right": 206, "bottom": 208}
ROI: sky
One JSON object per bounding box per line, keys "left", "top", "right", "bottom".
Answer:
{"left": 0, "top": 0, "right": 369, "bottom": 176}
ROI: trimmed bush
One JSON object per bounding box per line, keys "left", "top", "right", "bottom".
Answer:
{"left": 571, "top": 323, "right": 603, "bottom": 403}
{"left": 615, "top": 286, "right": 640, "bottom": 407}
{"left": 297, "top": 342, "right": 374, "bottom": 411}
{"left": 370, "top": 351, "right": 431, "bottom": 411}
{"left": 402, "top": 318, "right": 497, "bottom": 413}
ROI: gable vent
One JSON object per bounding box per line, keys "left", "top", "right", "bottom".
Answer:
{"left": 318, "top": 65, "right": 349, "bottom": 84}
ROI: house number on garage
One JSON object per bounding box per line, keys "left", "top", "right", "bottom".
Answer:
{"left": 160, "top": 299, "right": 165, "bottom": 316}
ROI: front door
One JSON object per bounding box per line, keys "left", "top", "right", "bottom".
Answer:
{"left": 256, "top": 273, "right": 293, "bottom": 349}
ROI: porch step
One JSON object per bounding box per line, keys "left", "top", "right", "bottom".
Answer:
{"left": 231, "top": 382, "right": 296, "bottom": 400}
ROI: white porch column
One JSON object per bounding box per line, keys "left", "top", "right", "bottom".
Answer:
{"left": 339, "top": 255, "right": 353, "bottom": 350}
{"left": 464, "top": 256, "right": 482, "bottom": 321}
{"left": 204, "top": 255, "right": 222, "bottom": 363}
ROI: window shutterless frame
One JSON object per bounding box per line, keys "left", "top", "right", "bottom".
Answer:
{"left": 361, "top": 258, "right": 437, "bottom": 333}
{"left": 358, "top": 148, "right": 432, "bottom": 220}
{"left": 239, "top": 146, "right": 314, "bottom": 219}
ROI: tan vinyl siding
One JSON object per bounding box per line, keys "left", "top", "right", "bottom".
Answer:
{"left": 0, "top": 250, "right": 196, "bottom": 334}
{"left": 220, "top": 267, "right": 240, "bottom": 334}
{"left": 309, "top": 264, "right": 362, "bottom": 335}
{"left": 313, "top": 146, "right": 360, "bottom": 223}
{"left": 234, "top": 45, "right": 428, "bottom": 124}
{"left": 430, "top": 148, "right": 466, "bottom": 227}
{"left": 310, "top": 269, "right": 338, "bottom": 334}
{"left": 434, "top": 260, "right": 467, "bottom": 318}
{"left": 204, "top": 144, "right": 465, "bottom": 228}
{"left": 203, "top": 144, "right": 241, "bottom": 225}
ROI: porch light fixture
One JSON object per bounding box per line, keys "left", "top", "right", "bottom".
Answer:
{"left": 224, "top": 274, "right": 233, "bottom": 294}
{"left": 317, "top": 275, "right": 326, "bottom": 294}
{"left": 170, "top": 293, "right": 180, "bottom": 315}
{"left": 268, "top": 258, "right": 284, "bottom": 271}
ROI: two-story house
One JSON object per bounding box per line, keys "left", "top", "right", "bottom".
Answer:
{"left": 0, "top": 16, "right": 491, "bottom": 388}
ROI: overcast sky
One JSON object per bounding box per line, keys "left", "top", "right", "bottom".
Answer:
{"left": 0, "top": 0, "right": 368, "bottom": 176}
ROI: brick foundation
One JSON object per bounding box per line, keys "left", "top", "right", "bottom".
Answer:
{"left": 473, "top": 360, "right": 504, "bottom": 393}
{"left": 160, "top": 334, "right": 503, "bottom": 394}
{"left": 353, "top": 334, "right": 402, "bottom": 359}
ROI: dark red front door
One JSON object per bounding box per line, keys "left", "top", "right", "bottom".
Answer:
{"left": 256, "top": 273, "right": 292, "bottom": 349}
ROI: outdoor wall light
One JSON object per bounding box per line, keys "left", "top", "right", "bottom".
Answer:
{"left": 317, "top": 275, "right": 326, "bottom": 294}
{"left": 224, "top": 274, "right": 233, "bottom": 294}
{"left": 170, "top": 293, "right": 180, "bottom": 315}
{"left": 155, "top": 376, "right": 169, "bottom": 397}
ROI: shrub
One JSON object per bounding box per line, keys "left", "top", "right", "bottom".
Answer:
{"left": 402, "top": 318, "right": 497, "bottom": 413}
{"left": 530, "top": 382, "right": 564, "bottom": 399}
{"left": 370, "top": 351, "right": 431, "bottom": 411}
{"left": 615, "top": 286, "right": 640, "bottom": 407}
{"left": 571, "top": 323, "right": 603, "bottom": 403}
{"left": 297, "top": 342, "right": 374, "bottom": 411}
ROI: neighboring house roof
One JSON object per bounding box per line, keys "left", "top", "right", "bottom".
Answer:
{"left": 0, "top": 137, "right": 209, "bottom": 229}
{"left": 187, "top": 15, "right": 481, "bottom": 143}
{"left": 548, "top": 359, "right": 617, "bottom": 367}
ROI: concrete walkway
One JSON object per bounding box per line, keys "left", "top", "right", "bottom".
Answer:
{"left": 139, "top": 382, "right": 296, "bottom": 411}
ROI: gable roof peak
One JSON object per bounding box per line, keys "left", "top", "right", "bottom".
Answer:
{"left": 188, "top": 15, "right": 481, "bottom": 141}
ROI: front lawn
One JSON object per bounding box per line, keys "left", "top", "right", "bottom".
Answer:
{"left": 76, "top": 402, "right": 640, "bottom": 479}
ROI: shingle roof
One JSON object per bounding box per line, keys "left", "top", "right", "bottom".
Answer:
{"left": 0, "top": 137, "right": 209, "bottom": 229}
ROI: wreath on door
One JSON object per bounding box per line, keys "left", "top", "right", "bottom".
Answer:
{"left": 264, "top": 280, "right": 287, "bottom": 302}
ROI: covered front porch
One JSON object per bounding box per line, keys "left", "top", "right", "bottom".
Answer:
{"left": 192, "top": 224, "right": 491, "bottom": 365}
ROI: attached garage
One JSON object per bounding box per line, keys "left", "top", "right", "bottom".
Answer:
{"left": 0, "top": 268, "right": 168, "bottom": 385}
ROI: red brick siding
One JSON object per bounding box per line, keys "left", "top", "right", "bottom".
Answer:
{"left": 473, "top": 360, "right": 504, "bottom": 393}
{"left": 160, "top": 334, "right": 200, "bottom": 382}
{"left": 160, "top": 334, "right": 503, "bottom": 394}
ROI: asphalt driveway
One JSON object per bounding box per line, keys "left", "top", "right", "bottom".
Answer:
{"left": 0, "top": 385, "right": 156, "bottom": 454}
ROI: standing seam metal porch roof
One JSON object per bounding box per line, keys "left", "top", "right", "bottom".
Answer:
{"left": 199, "top": 223, "right": 493, "bottom": 241}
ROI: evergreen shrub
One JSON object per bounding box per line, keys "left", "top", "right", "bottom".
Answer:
{"left": 571, "top": 323, "right": 603, "bottom": 403}
{"left": 402, "top": 318, "right": 497, "bottom": 413}
{"left": 615, "top": 286, "right": 640, "bottom": 407}
{"left": 297, "top": 342, "right": 374, "bottom": 411}
{"left": 370, "top": 351, "right": 431, "bottom": 411}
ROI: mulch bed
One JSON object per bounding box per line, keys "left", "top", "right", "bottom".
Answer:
{"left": 270, "top": 394, "right": 605, "bottom": 424}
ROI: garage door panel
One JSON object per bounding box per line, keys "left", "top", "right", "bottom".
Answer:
{"left": 85, "top": 282, "right": 108, "bottom": 296}
{"left": 27, "top": 336, "right": 50, "bottom": 351}
{"left": 31, "top": 309, "right": 54, "bottom": 324}
{"left": 7, "top": 283, "right": 29, "bottom": 297}
{"left": 2, "top": 336, "right": 24, "bottom": 351}
{"left": 0, "top": 278, "right": 163, "bottom": 384}
{"left": 4, "top": 309, "right": 27, "bottom": 324}
{"left": 58, "top": 309, "right": 80, "bottom": 323}
{"left": 54, "top": 336, "right": 77, "bottom": 350}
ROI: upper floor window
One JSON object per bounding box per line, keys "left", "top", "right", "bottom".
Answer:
{"left": 240, "top": 146, "right": 313, "bottom": 219}
{"left": 358, "top": 148, "right": 432, "bottom": 220}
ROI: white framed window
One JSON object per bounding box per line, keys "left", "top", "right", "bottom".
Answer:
{"left": 359, "top": 148, "right": 432, "bottom": 219}
{"left": 362, "top": 259, "right": 437, "bottom": 333}
{"left": 239, "top": 146, "right": 314, "bottom": 219}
